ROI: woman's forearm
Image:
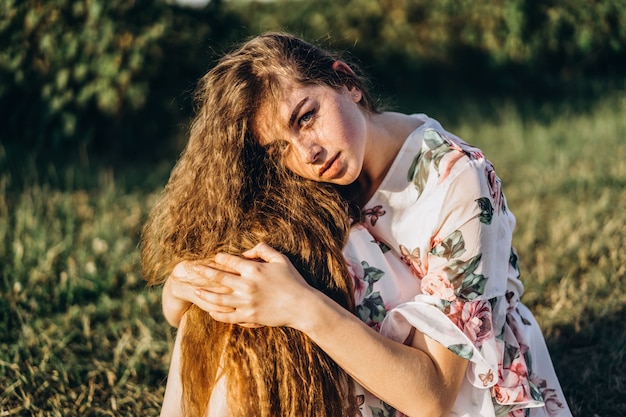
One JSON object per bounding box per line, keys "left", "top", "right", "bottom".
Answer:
{"left": 298, "top": 291, "right": 467, "bottom": 417}
{"left": 190, "top": 245, "right": 468, "bottom": 416}
{"left": 162, "top": 278, "right": 192, "bottom": 328}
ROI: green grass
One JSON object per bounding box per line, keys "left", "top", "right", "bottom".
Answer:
{"left": 1, "top": 93, "right": 625, "bottom": 416}
{"left": 0, "top": 165, "right": 172, "bottom": 416}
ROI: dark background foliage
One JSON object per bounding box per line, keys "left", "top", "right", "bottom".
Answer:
{"left": 1, "top": 0, "right": 625, "bottom": 168}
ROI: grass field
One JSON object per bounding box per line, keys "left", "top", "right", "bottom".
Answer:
{"left": 1, "top": 93, "right": 625, "bottom": 416}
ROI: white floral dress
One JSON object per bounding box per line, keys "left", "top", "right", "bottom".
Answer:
{"left": 346, "top": 115, "right": 571, "bottom": 417}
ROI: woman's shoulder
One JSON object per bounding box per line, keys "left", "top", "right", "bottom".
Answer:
{"left": 378, "top": 112, "right": 429, "bottom": 142}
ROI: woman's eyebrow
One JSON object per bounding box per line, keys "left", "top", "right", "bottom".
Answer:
{"left": 288, "top": 98, "right": 309, "bottom": 127}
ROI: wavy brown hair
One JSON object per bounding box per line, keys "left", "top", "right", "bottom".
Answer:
{"left": 141, "top": 33, "right": 379, "bottom": 416}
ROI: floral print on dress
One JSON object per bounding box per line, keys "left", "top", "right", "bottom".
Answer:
{"left": 399, "top": 245, "right": 428, "bottom": 279}
{"left": 486, "top": 160, "right": 506, "bottom": 213}
{"left": 361, "top": 205, "right": 386, "bottom": 226}
{"left": 343, "top": 116, "right": 569, "bottom": 417}
{"left": 446, "top": 299, "right": 494, "bottom": 348}
{"left": 429, "top": 229, "right": 488, "bottom": 302}
{"left": 476, "top": 196, "right": 495, "bottom": 224}
{"left": 347, "top": 257, "right": 388, "bottom": 331}
{"left": 369, "top": 401, "right": 397, "bottom": 417}
{"left": 407, "top": 128, "right": 485, "bottom": 196}
{"left": 534, "top": 377, "right": 568, "bottom": 417}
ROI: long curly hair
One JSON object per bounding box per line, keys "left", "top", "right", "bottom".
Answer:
{"left": 141, "top": 33, "right": 379, "bottom": 416}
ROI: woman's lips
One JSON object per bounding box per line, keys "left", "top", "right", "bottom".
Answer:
{"left": 318, "top": 153, "right": 340, "bottom": 178}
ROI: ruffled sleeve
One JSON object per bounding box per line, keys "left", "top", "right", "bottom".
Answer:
{"left": 378, "top": 142, "right": 510, "bottom": 390}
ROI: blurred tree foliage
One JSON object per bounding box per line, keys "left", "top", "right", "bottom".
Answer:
{"left": 231, "top": 0, "right": 626, "bottom": 99}
{"left": 1, "top": 0, "right": 625, "bottom": 162}
{"left": 0, "top": 0, "right": 240, "bottom": 164}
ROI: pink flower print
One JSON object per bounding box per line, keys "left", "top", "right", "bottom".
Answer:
{"left": 493, "top": 383, "right": 529, "bottom": 405}
{"left": 542, "top": 388, "right": 565, "bottom": 416}
{"left": 447, "top": 300, "right": 494, "bottom": 347}
{"left": 493, "top": 347, "right": 533, "bottom": 403}
{"left": 439, "top": 149, "right": 466, "bottom": 183}
{"left": 533, "top": 377, "right": 565, "bottom": 416}
{"left": 485, "top": 161, "right": 503, "bottom": 212}
{"left": 493, "top": 384, "right": 522, "bottom": 404}
{"left": 507, "top": 314, "right": 531, "bottom": 357}
{"left": 400, "top": 245, "right": 428, "bottom": 279}
{"left": 421, "top": 273, "right": 456, "bottom": 301}
{"left": 451, "top": 136, "right": 485, "bottom": 161}
{"left": 430, "top": 233, "right": 443, "bottom": 249}
{"left": 361, "top": 205, "right": 386, "bottom": 226}
{"left": 505, "top": 291, "right": 517, "bottom": 311}
{"left": 507, "top": 361, "right": 529, "bottom": 389}
{"left": 441, "top": 132, "right": 485, "bottom": 160}
{"left": 345, "top": 257, "right": 366, "bottom": 302}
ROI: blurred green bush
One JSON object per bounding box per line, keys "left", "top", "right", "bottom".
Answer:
{"left": 1, "top": 0, "right": 625, "bottom": 163}
{"left": 233, "top": 0, "right": 626, "bottom": 98}
{"left": 0, "top": 0, "right": 240, "bottom": 163}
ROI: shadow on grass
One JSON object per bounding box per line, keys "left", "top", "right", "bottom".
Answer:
{"left": 547, "top": 307, "right": 626, "bottom": 417}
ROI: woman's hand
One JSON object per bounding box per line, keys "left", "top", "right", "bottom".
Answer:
{"left": 194, "top": 242, "right": 318, "bottom": 330}
{"left": 162, "top": 260, "right": 236, "bottom": 327}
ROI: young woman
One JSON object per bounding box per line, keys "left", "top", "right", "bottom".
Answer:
{"left": 143, "top": 32, "right": 572, "bottom": 417}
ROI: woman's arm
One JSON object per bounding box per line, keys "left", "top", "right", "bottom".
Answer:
{"left": 160, "top": 315, "right": 184, "bottom": 416}
{"left": 196, "top": 243, "right": 467, "bottom": 417}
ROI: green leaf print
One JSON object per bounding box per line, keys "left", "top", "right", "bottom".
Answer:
{"left": 372, "top": 239, "right": 392, "bottom": 254}
{"left": 475, "top": 197, "right": 494, "bottom": 225}
{"left": 430, "top": 146, "right": 452, "bottom": 175}
{"left": 369, "top": 401, "right": 397, "bottom": 417}
{"left": 509, "top": 248, "right": 519, "bottom": 273}
{"left": 444, "top": 254, "right": 481, "bottom": 285}
{"left": 496, "top": 323, "right": 506, "bottom": 341}
{"left": 408, "top": 152, "right": 430, "bottom": 196}
{"left": 409, "top": 130, "right": 458, "bottom": 196}
{"left": 424, "top": 129, "right": 446, "bottom": 149}
{"left": 356, "top": 262, "right": 388, "bottom": 325}
{"left": 448, "top": 343, "right": 474, "bottom": 360}
{"left": 431, "top": 230, "right": 466, "bottom": 259}
{"left": 493, "top": 403, "right": 522, "bottom": 417}
{"left": 361, "top": 261, "right": 385, "bottom": 296}
{"left": 524, "top": 350, "right": 533, "bottom": 376}
{"left": 456, "top": 272, "right": 487, "bottom": 301}
{"left": 407, "top": 152, "right": 421, "bottom": 181}
{"left": 529, "top": 377, "right": 544, "bottom": 403}
{"left": 444, "top": 254, "right": 488, "bottom": 301}
{"left": 502, "top": 342, "right": 520, "bottom": 369}
{"left": 357, "top": 291, "right": 387, "bottom": 324}
{"left": 489, "top": 297, "right": 498, "bottom": 311}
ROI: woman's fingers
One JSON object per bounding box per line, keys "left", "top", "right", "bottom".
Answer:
{"left": 172, "top": 260, "right": 234, "bottom": 292}
{"left": 241, "top": 242, "right": 285, "bottom": 263}
{"left": 193, "top": 289, "right": 236, "bottom": 313}
{"left": 170, "top": 244, "right": 312, "bottom": 328}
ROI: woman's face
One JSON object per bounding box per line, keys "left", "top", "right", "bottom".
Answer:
{"left": 256, "top": 80, "right": 367, "bottom": 186}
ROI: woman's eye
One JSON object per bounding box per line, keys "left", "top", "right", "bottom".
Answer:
{"left": 298, "top": 110, "right": 315, "bottom": 127}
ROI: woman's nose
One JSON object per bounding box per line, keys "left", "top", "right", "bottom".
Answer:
{"left": 293, "top": 138, "right": 323, "bottom": 164}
